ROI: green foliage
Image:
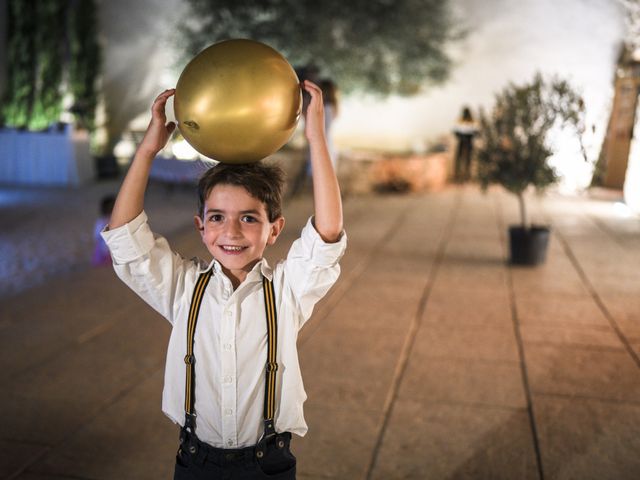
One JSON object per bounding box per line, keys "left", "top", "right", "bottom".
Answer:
{"left": 181, "top": 0, "right": 457, "bottom": 95}
{"left": 29, "top": 0, "right": 66, "bottom": 131}
{"left": 2, "top": 0, "right": 37, "bottom": 128}
{"left": 476, "top": 74, "right": 586, "bottom": 226}
{"left": 1, "top": 0, "right": 101, "bottom": 131}
{"left": 69, "top": 0, "right": 101, "bottom": 130}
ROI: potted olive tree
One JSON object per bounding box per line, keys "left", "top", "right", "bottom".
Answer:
{"left": 476, "top": 73, "right": 587, "bottom": 265}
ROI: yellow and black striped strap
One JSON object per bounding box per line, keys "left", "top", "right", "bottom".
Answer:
{"left": 183, "top": 268, "right": 213, "bottom": 430}
{"left": 183, "top": 271, "right": 279, "bottom": 439}
{"left": 262, "top": 276, "right": 278, "bottom": 439}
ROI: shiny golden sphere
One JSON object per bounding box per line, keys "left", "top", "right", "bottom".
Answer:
{"left": 174, "top": 39, "right": 302, "bottom": 164}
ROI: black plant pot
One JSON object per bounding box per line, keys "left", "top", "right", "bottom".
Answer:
{"left": 508, "top": 225, "right": 550, "bottom": 265}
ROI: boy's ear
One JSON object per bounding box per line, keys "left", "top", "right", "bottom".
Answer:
{"left": 194, "top": 215, "right": 205, "bottom": 237}
{"left": 267, "top": 216, "right": 285, "bottom": 246}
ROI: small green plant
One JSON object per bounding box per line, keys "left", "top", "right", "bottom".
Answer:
{"left": 476, "top": 73, "right": 587, "bottom": 228}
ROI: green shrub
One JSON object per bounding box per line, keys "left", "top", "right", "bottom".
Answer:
{"left": 476, "top": 73, "right": 587, "bottom": 228}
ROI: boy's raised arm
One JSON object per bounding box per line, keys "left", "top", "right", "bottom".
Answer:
{"left": 109, "top": 89, "right": 176, "bottom": 229}
{"left": 303, "top": 80, "right": 344, "bottom": 243}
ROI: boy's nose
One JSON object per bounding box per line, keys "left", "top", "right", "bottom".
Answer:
{"left": 225, "top": 220, "right": 242, "bottom": 237}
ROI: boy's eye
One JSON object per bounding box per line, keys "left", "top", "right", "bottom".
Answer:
{"left": 241, "top": 215, "right": 257, "bottom": 223}
{"left": 209, "top": 214, "right": 223, "bottom": 222}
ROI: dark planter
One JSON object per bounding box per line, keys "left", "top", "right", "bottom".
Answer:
{"left": 508, "top": 225, "right": 550, "bottom": 265}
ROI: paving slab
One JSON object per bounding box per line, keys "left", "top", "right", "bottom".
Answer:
{"left": 27, "top": 369, "right": 175, "bottom": 480}
{"left": 533, "top": 395, "right": 640, "bottom": 480}
{"left": 422, "top": 288, "right": 513, "bottom": 328}
{"left": 299, "top": 326, "right": 407, "bottom": 413}
{"left": 597, "top": 292, "right": 640, "bottom": 341}
{"left": 525, "top": 344, "right": 640, "bottom": 402}
{"left": 434, "top": 260, "right": 508, "bottom": 292}
{"left": 412, "top": 323, "right": 520, "bottom": 363}
{"left": 519, "top": 323, "right": 624, "bottom": 350}
{"left": 514, "top": 293, "right": 610, "bottom": 327}
{"left": 318, "top": 278, "right": 424, "bottom": 332}
{"left": 398, "top": 356, "right": 527, "bottom": 409}
{"left": 0, "top": 441, "right": 48, "bottom": 480}
{"left": 14, "top": 474, "right": 80, "bottom": 480}
{"left": 510, "top": 261, "right": 591, "bottom": 297}
{"left": 370, "top": 399, "right": 539, "bottom": 480}
{"left": 294, "top": 403, "right": 380, "bottom": 479}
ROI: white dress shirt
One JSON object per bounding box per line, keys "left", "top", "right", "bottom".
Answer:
{"left": 101, "top": 211, "right": 346, "bottom": 448}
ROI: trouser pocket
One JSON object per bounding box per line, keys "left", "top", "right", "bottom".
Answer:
{"left": 255, "top": 432, "right": 296, "bottom": 477}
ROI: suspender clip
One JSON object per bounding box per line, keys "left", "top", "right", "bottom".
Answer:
{"left": 261, "top": 419, "right": 277, "bottom": 442}
{"left": 266, "top": 362, "right": 278, "bottom": 373}
{"left": 184, "top": 354, "right": 195, "bottom": 365}
{"left": 184, "top": 412, "right": 197, "bottom": 432}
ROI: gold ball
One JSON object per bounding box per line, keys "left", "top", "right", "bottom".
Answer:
{"left": 174, "top": 39, "right": 302, "bottom": 164}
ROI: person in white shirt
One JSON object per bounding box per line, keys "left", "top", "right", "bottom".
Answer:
{"left": 101, "top": 81, "right": 345, "bottom": 479}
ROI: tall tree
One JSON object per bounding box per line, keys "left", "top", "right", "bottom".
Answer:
{"left": 181, "top": 0, "right": 457, "bottom": 95}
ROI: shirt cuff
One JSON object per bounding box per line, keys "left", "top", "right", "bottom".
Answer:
{"left": 300, "top": 217, "right": 347, "bottom": 266}
{"left": 100, "top": 211, "right": 156, "bottom": 263}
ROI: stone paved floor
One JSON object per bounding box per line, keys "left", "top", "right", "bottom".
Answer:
{"left": 1, "top": 183, "right": 639, "bottom": 480}
{"left": 0, "top": 180, "right": 198, "bottom": 299}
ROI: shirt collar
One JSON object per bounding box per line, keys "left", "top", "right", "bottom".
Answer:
{"left": 196, "top": 257, "right": 273, "bottom": 281}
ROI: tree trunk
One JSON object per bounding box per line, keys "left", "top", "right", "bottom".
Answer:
{"left": 517, "top": 191, "right": 529, "bottom": 230}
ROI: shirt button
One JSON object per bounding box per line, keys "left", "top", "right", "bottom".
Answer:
{"left": 224, "top": 408, "right": 233, "bottom": 416}
{"left": 223, "top": 343, "right": 232, "bottom": 351}
{"left": 225, "top": 310, "right": 232, "bottom": 317}
{"left": 227, "top": 439, "right": 234, "bottom": 447}
{"left": 223, "top": 376, "right": 233, "bottom": 384}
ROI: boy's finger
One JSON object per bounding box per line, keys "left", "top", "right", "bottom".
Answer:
{"left": 153, "top": 89, "right": 176, "bottom": 103}
{"left": 304, "top": 84, "right": 320, "bottom": 97}
{"left": 303, "top": 82, "right": 321, "bottom": 94}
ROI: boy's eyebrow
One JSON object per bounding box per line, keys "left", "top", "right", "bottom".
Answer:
{"left": 204, "top": 208, "right": 262, "bottom": 215}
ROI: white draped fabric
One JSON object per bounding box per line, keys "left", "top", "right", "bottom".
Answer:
{"left": 0, "top": 126, "right": 94, "bottom": 185}
{"left": 149, "top": 156, "right": 212, "bottom": 184}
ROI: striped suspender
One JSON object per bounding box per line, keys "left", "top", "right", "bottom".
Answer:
{"left": 183, "top": 270, "right": 279, "bottom": 440}
{"left": 183, "top": 268, "right": 213, "bottom": 431}
{"left": 261, "top": 276, "right": 278, "bottom": 440}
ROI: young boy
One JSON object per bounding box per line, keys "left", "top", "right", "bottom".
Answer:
{"left": 101, "top": 80, "right": 345, "bottom": 479}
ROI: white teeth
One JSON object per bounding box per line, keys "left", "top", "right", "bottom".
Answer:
{"left": 222, "top": 245, "right": 244, "bottom": 251}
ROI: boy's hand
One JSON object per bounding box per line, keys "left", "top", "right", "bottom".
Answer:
{"left": 138, "top": 89, "right": 177, "bottom": 156}
{"left": 302, "top": 80, "right": 326, "bottom": 145}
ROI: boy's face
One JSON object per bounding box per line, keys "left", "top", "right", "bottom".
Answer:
{"left": 194, "top": 184, "right": 284, "bottom": 281}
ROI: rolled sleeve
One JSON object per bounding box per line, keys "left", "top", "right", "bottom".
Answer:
{"left": 282, "top": 217, "right": 347, "bottom": 325}
{"left": 296, "top": 217, "right": 347, "bottom": 266}
{"left": 100, "top": 211, "right": 156, "bottom": 264}
{"left": 99, "top": 211, "right": 190, "bottom": 324}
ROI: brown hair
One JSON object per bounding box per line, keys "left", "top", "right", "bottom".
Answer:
{"left": 197, "top": 162, "right": 285, "bottom": 222}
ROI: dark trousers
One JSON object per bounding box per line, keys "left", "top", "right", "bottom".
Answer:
{"left": 454, "top": 134, "right": 474, "bottom": 182}
{"left": 174, "top": 428, "right": 296, "bottom": 479}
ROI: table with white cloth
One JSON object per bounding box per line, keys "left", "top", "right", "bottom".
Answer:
{"left": 0, "top": 125, "right": 94, "bottom": 185}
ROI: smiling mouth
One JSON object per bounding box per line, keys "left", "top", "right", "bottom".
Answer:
{"left": 219, "top": 245, "right": 248, "bottom": 253}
